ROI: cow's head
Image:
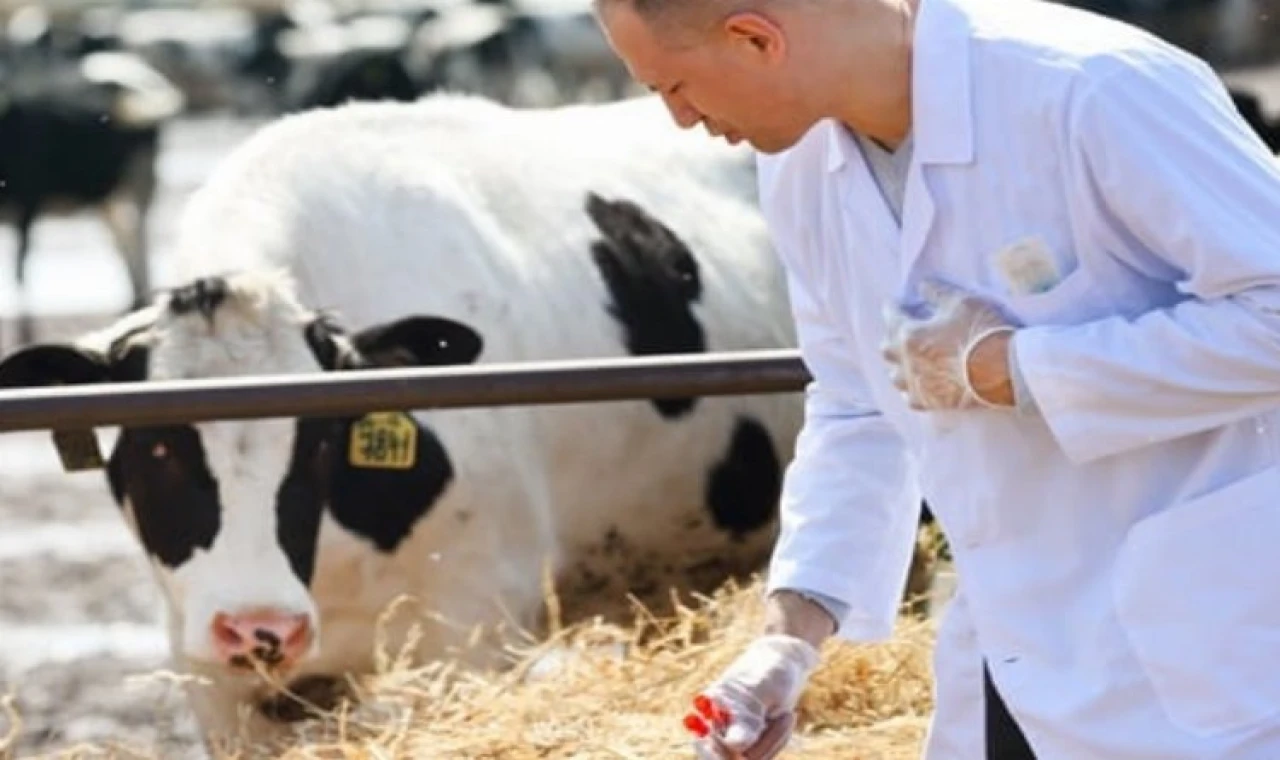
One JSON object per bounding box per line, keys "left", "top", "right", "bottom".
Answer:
{"left": 0, "top": 271, "right": 483, "bottom": 676}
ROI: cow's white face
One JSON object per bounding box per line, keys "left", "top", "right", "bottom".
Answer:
{"left": 0, "top": 271, "right": 484, "bottom": 678}
{"left": 114, "top": 414, "right": 323, "bottom": 671}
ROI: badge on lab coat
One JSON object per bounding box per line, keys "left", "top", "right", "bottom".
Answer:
{"left": 993, "top": 236, "right": 1061, "bottom": 296}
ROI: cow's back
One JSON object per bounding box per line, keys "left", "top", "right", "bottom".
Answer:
{"left": 173, "top": 94, "right": 802, "bottom": 614}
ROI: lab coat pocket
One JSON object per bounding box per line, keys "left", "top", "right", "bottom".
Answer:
{"left": 989, "top": 236, "right": 1100, "bottom": 326}
{"left": 999, "top": 266, "right": 1098, "bottom": 326}
{"left": 1113, "top": 465, "right": 1280, "bottom": 737}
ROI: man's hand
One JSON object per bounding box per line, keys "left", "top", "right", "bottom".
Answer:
{"left": 685, "top": 592, "right": 831, "bottom": 759}
{"left": 881, "top": 281, "right": 1018, "bottom": 410}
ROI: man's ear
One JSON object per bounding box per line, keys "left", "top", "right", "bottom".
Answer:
{"left": 305, "top": 314, "right": 484, "bottom": 371}
{"left": 721, "top": 10, "right": 787, "bottom": 60}
{"left": 0, "top": 341, "right": 148, "bottom": 388}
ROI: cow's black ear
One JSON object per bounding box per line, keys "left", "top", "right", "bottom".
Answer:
{"left": 0, "top": 345, "right": 114, "bottom": 388}
{"left": 351, "top": 316, "right": 484, "bottom": 368}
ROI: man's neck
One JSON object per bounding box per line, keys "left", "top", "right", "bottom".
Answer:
{"left": 833, "top": 0, "right": 917, "bottom": 150}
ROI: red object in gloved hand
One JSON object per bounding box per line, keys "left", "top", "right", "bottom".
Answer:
{"left": 684, "top": 635, "right": 819, "bottom": 759}
{"left": 694, "top": 694, "right": 733, "bottom": 730}
{"left": 684, "top": 713, "right": 711, "bottom": 738}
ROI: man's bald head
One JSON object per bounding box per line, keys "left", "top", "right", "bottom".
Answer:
{"left": 592, "top": 0, "right": 745, "bottom": 45}
{"left": 595, "top": 0, "right": 912, "bottom": 153}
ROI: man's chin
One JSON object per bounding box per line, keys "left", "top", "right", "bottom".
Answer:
{"left": 745, "top": 135, "right": 797, "bottom": 155}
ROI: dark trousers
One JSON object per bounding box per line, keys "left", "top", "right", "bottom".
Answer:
{"left": 985, "top": 663, "right": 1038, "bottom": 759}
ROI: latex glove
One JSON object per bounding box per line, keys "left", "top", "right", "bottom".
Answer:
{"left": 881, "top": 280, "right": 1017, "bottom": 411}
{"left": 684, "top": 634, "right": 821, "bottom": 759}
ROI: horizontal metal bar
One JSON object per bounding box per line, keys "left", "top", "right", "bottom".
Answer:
{"left": 0, "top": 350, "right": 812, "bottom": 433}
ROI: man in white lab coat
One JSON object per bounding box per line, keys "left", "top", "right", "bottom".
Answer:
{"left": 594, "top": 0, "right": 1280, "bottom": 757}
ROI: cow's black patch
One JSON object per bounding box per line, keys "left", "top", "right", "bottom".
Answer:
{"left": 279, "top": 411, "right": 454, "bottom": 558}
{"left": 585, "top": 192, "right": 706, "bottom": 419}
{"left": 274, "top": 418, "right": 336, "bottom": 585}
{"left": 107, "top": 424, "right": 221, "bottom": 568}
{"left": 168, "top": 277, "right": 229, "bottom": 322}
{"left": 325, "top": 414, "right": 454, "bottom": 553}
{"left": 705, "top": 417, "right": 781, "bottom": 537}
{"left": 297, "top": 314, "right": 482, "bottom": 554}
{"left": 0, "top": 333, "right": 227, "bottom": 571}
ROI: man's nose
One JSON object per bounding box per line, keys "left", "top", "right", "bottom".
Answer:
{"left": 661, "top": 93, "right": 703, "bottom": 130}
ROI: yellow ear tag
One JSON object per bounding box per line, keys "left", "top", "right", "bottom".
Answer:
{"left": 348, "top": 412, "right": 418, "bottom": 470}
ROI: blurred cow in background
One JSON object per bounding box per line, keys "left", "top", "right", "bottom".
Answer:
{"left": 1231, "top": 86, "right": 1280, "bottom": 151}
{"left": 0, "top": 49, "right": 184, "bottom": 348}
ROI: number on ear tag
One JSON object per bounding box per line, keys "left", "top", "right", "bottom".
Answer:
{"left": 348, "top": 412, "right": 418, "bottom": 470}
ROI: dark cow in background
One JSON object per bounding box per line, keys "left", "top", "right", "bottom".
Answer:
{"left": 0, "top": 93, "right": 940, "bottom": 751}
{"left": 1057, "top": 0, "right": 1280, "bottom": 67}
{"left": 0, "top": 50, "right": 184, "bottom": 348}
{"left": 272, "top": 13, "right": 423, "bottom": 112}
{"left": 1230, "top": 86, "right": 1280, "bottom": 152}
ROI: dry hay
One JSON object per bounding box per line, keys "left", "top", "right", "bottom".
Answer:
{"left": 3, "top": 576, "right": 938, "bottom": 760}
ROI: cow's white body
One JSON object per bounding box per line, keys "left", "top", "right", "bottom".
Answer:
{"left": 158, "top": 94, "right": 803, "bottom": 746}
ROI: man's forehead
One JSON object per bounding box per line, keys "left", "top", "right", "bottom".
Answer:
{"left": 598, "top": 0, "right": 677, "bottom": 83}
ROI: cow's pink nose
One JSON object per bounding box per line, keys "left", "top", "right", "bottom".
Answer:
{"left": 210, "top": 610, "right": 312, "bottom": 670}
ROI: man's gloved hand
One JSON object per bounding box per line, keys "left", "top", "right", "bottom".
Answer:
{"left": 684, "top": 634, "right": 821, "bottom": 759}
{"left": 881, "top": 280, "right": 1018, "bottom": 410}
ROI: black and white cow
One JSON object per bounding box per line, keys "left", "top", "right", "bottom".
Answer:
{"left": 0, "top": 50, "right": 184, "bottom": 347}
{"left": 0, "top": 94, "right": 935, "bottom": 750}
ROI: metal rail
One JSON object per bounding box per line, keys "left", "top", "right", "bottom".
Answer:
{"left": 0, "top": 350, "right": 811, "bottom": 433}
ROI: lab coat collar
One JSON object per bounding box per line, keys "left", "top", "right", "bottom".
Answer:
{"left": 824, "top": 0, "right": 975, "bottom": 173}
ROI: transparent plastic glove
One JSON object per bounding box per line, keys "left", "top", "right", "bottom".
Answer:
{"left": 881, "top": 280, "right": 1017, "bottom": 411}
{"left": 692, "top": 713, "right": 796, "bottom": 760}
{"left": 684, "top": 634, "right": 820, "bottom": 759}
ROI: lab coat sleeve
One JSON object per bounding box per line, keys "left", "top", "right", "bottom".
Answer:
{"left": 765, "top": 263, "right": 921, "bottom": 642}
{"left": 1013, "top": 54, "right": 1280, "bottom": 465}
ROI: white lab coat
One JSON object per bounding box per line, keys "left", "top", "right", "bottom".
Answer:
{"left": 758, "top": 0, "right": 1280, "bottom": 756}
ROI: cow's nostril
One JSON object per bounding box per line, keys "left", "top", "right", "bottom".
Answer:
{"left": 254, "top": 628, "right": 282, "bottom": 648}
